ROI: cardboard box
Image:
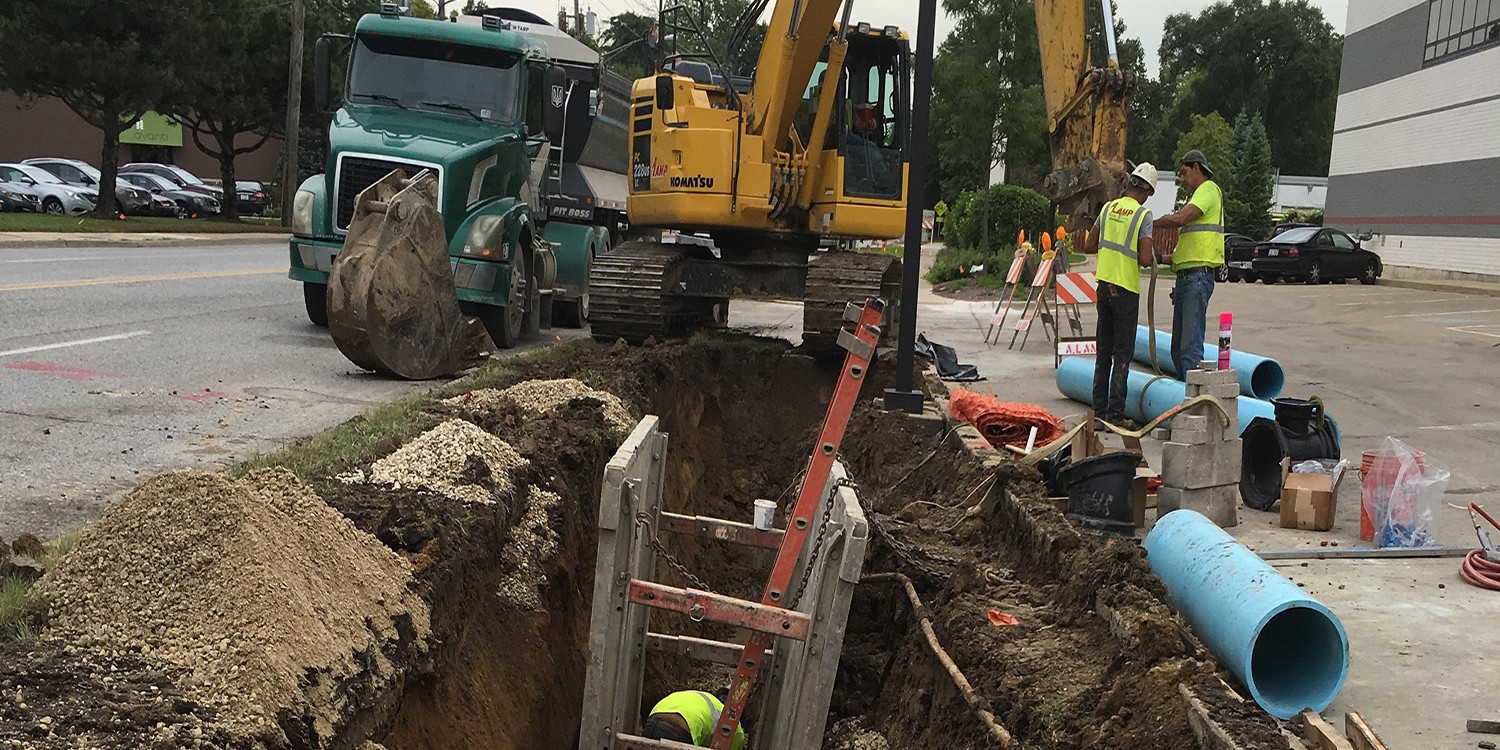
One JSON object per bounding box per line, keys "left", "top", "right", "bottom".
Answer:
{"left": 1280, "top": 470, "right": 1339, "bottom": 531}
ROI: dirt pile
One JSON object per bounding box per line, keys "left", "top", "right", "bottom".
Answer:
{"left": 367, "top": 418, "right": 528, "bottom": 504}
{"left": 446, "top": 378, "right": 633, "bottom": 432}
{"left": 34, "top": 468, "right": 430, "bottom": 747}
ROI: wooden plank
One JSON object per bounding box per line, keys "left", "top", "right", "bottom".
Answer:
{"left": 1345, "top": 713, "right": 1389, "bottom": 750}
{"left": 1467, "top": 718, "right": 1500, "bottom": 734}
{"left": 1296, "top": 710, "right": 1356, "bottom": 750}
{"left": 1258, "top": 546, "right": 1476, "bottom": 561}
{"left": 1177, "top": 683, "right": 1244, "bottom": 750}
{"left": 645, "top": 633, "right": 772, "bottom": 666}
{"left": 658, "top": 511, "right": 784, "bottom": 549}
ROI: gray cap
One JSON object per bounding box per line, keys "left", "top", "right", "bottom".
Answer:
{"left": 1181, "top": 149, "right": 1214, "bottom": 178}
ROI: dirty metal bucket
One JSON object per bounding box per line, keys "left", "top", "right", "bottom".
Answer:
{"left": 1059, "top": 451, "right": 1141, "bottom": 536}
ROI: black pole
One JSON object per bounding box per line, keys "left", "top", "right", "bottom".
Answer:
{"left": 883, "top": 0, "right": 937, "bottom": 414}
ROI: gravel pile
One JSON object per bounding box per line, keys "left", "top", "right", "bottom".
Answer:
{"left": 447, "top": 378, "right": 633, "bottom": 432}
{"left": 34, "top": 469, "right": 430, "bottom": 745}
{"left": 369, "top": 419, "right": 528, "bottom": 505}
{"left": 493, "top": 486, "right": 561, "bottom": 610}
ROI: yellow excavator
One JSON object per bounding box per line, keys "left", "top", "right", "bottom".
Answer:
{"left": 1034, "top": 0, "right": 1136, "bottom": 234}
{"left": 587, "top": 0, "right": 911, "bottom": 348}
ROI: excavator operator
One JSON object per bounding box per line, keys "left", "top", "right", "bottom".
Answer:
{"left": 642, "top": 689, "right": 748, "bottom": 750}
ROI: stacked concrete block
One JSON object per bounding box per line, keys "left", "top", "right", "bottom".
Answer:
{"left": 1157, "top": 366, "right": 1242, "bottom": 527}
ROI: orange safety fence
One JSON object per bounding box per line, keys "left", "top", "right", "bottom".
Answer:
{"left": 949, "top": 389, "right": 1066, "bottom": 451}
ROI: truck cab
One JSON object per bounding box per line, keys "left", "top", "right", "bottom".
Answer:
{"left": 289, "top": 7, "right": 613, "bottom": 346}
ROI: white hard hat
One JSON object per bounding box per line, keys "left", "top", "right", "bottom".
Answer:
{"left": 1129, "top": 162, "right": 1158, "bottom": 192}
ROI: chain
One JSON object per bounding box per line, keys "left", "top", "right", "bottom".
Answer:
{"left": 787, "top": 480, "right": 839, "bottom": 611}
{"left": 635, "top": 513, "right": 714, "bottom": 593}
{"left": 835, "top": 457, "right": 955, "bottom": 580}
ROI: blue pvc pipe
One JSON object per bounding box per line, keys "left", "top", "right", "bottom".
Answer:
{"left": 1133, "top": 326, "right": 1286, "bottom": 400}
{"left": 1145, "top": 510, "right": 1349, "bottom": 718}
{"left": 1055, "top": 356, "right": 1275, "bottom": 433}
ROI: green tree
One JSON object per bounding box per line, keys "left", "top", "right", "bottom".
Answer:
{"left": 172, "top": 0, "right": 289, "bottom": 221}
{"left": 410, "top": 1, "right": 438, "bottom": 19}
{"left": 1173, "top": 111, "right": 1234, "bottom": 206}
{"left": 601, "top": 11, "right": 659, "bottom": 80}
{"left": 1158, "top": 0, "right": 1342, "bottom": 175}
{"left": 1227, "top": 109, "right": 1275, "bottom": 239}
{"left": 0, "top": 0, "right": 201, "bottom": 217}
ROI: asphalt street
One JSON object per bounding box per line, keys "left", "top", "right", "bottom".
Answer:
{"left": 0, "top": 240, "right": 575, "bottom": 541}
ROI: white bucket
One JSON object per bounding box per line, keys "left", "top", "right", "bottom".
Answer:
{"left": 753, "top": 499, "right": 776, "bottom": 531}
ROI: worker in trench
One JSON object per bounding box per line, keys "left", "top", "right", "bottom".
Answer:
{"left": 1081, "top": 162, "right": 1159, "bottom": 428}
{"left": 641, "top": 688, "right": 747, "bottom": 749}
{"left": 1153, "top": 149, "right": 1226, "bottom": 379}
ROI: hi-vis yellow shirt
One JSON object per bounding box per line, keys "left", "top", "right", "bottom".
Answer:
{"left": 650, "top": 691, "right": 747, "bottom": 750}
{"left": 1095, "top": 196, "right": 1152, "bottom": 294}
{"left": 1174, "top": 179, "right": 1224, "bottom": 270}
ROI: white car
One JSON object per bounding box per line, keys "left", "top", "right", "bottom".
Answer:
{"left": 0, "top": 163, "right": 96, "bottom": 215}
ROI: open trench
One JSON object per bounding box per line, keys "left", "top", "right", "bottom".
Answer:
{"left": 340, "top": 339, "right": 1286, "bottom": 750}
{"left": 0, "top": 337, "right": 1289, "bottom": 749}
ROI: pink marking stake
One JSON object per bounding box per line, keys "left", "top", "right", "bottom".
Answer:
{"left": 1218, "top": 312, "right": 1233, "bottom": 370}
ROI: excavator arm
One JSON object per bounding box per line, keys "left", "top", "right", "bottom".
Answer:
{"left": 1034, "top": 0, "right": 1135, "bottom": 233}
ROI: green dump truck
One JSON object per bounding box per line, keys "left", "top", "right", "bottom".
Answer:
{"left": 288, "top": 5, "right": 627, "bottom": 348}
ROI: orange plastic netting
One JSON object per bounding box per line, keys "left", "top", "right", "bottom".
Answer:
{"left": 949, "top": 389, "right": 1065, "bottom": 450}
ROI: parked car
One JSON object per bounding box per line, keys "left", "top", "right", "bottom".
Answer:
{"left": 118, "top": 172, "right": 221, "bottom": 218}
{"left": 1271, "top": 222, "right": 1318, "bottom": 237}
{"left": 22, "top": 157, "right": 170, "bottom": 217}
{"left": 0, "top": 180, "right": 42, "bottom": 212}
{"left": 1221, "top": 233, "right": 1258, "bottom": 282}
{"left": 119, "top": 163, "right": 223, "bottom": 205}
{"left": 234, "top": 180, "right": 267, "bottom": 215}
{"left": 1250, "top": 227, "right": 1383, "bottom": 285}
{"left": 0, "top": 163, "right": 95, "bottom": 215}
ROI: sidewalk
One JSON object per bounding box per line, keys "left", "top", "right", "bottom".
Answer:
{"left": 0, "top": 231, "right": 289, "bottom": 248}
{"left": 1377, "top": 276, "right": 1500, "bottom": 298}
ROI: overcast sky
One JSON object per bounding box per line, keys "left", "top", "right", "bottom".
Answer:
{"left": 495, "top": 0, "right": 1349, "bottom": 76}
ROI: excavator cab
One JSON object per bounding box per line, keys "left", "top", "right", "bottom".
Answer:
{"left": 827, "top": 30, "right": 907, "bottom": 202}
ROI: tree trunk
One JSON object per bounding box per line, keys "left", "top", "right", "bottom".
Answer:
{"left": 93, "top": 128, "right": 122, "bottom": 219}
{"left": 217, "top": 130, "right": 240, "bottom": 222}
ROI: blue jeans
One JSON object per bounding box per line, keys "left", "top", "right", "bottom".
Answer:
{"left": 1171, "top": 269, "right": 1216, "bottom": 379}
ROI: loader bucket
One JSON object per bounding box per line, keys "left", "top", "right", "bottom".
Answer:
{"left": 327, "top": 170, "right": 468, "bottom": 380}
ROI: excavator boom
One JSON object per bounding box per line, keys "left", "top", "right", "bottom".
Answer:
{"left": 1034, "top": 0, "right": 1135, "bottom": 233}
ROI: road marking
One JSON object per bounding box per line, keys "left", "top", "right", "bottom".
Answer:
{"left": 0, "top": 267, "right": 281, "bottom": 292}
{"left": 1448, "top": 324, "right": 1500, "bottom": 340}
{"left": 0, "top": 330, "right": 150, "bottom": 358}
{"left": 1338, "top": 296, "right": 1468, "bottom": 306}
{"left": 1383, "top": 307, "right": 1500, "bottom": 318}
{"left": 4, "top": 256, "right": 104, "bottom": 263}
{"left": 4, "top": 252, "right": 237, "bottom": 264}
{"left": 1419, "top": 420, "right": 1500, "bottom": 431}
{"left": 4, "top": 362, "right": 124, "bottom": 380}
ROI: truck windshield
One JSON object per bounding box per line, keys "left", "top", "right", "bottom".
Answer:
{"left": 348, "top": 34, "right": 523, "bottom": 123}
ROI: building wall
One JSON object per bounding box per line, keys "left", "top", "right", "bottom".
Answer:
{"left": 0, "top": 92, "right": 282, "bottom": 183}
{"left": 1325, "top": 0, "right": 1500, "bottom": 278}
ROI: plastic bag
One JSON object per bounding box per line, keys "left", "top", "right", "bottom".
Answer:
{"left": 1361, "top": 437, "right": 1449, "bottom": 548}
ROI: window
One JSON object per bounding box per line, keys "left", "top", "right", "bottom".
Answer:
{"left": 1425, "top": 0, "right": 1500, "bottom": 63}
{"left": 348, "top": 34, "right": 523, "bottom": 123}
{"left": 1331, "top": 233, "right": 1357, "bottom": 250}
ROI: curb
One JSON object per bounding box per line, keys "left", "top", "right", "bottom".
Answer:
{"left": 1376, "top": 277, "right": 1500, "bottom": 299}
{"left": 0, "top": 234, "right": 290, "bottom": 249}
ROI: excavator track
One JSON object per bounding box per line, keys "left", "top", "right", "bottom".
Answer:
{"left": 802, "top": 251, "right": 902, "bottom": 352}
{"left": 589, "top": 241, "right": 718, "bottom": 343}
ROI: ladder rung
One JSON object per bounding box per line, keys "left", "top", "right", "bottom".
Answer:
{"left": 628, "top": 580, "right": 811, "bottom": 641}
{"left": 615, "top": 733, "right": 700, "bottom": 750}
{"left": 658, "top": 511, "right": 784, "bottom": 549}
{"left": 646, "top": 632, "right": 775, "bottom": 665}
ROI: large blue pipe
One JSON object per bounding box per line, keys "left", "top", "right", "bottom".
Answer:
{"left": 1055, "top": 356, "right": 1275, "bottom": 433}
{"left": 1145, "top": 510, "right": 1349, "bottom": 718}
{"left": 1133, "top": 326, "right": 1285, "bottom": 399}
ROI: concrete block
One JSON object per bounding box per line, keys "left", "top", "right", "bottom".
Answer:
{"left": 1204, "top": 383, "right": 1242, "bottom": 400}
{"left": 1151, "top": 427, "right": 1172, "bottom": 441}
{"left": 904, "top": 402, "right": 947, "bottom": 438}
{"left": 1162, "top": 440, "right": 1242, "bottom": 489}
{"left": 1156, "top": 485, "right": 1240, "bottom": 528}
{"left": 1185, "top": 368, "right": 1237, "bottom": 386}
{"left": 1175, "top": 415, "right": 1210, "bottom": 432}
{"left": 1170, "top": 427, "right": 1210, "bottom": 445}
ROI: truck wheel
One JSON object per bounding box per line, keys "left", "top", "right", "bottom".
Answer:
{"left": 1260, "top": 275, "right": 1278, "bottom": 285}
{"left": 303, "top": 282, "right": 328, "bottom": 327}
{"left": 482, "top": 252, "right": 529, "bottom": 348}
{"left": 552, "top": 293, "right": 589, "bottom": 328}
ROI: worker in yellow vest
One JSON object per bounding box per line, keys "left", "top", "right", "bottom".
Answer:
{"left": 1082, "top": 162, "right": 1158, "bottom": 426}
{"left": 1154, "top": 149, "right": 1225, "bottom": 379}
{"left": 642, "top": 689, "right": 747, "bottom": 750}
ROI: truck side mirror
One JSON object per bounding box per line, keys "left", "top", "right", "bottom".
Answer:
{"left": 314, "top": 36, "right": 333, "bottom": 113}
{"left": 542, "top": 65, "right": 569, "bottom": 145}
{"left": 655, "top": 74, "right": 674, "bottom": 112}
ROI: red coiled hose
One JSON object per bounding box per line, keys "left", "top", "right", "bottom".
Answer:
{"left": 1462, "top": 503, "right": 1500, "bottom": 591}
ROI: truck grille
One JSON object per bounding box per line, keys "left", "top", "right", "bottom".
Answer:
{"left": 335, "top": 156, "right": 440, "bottom": 231}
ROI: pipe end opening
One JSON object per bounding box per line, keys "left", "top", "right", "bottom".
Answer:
{"left": 1251, "top": 362, "right": 1285, "bottom": 400}
{"left": 1247, "top": 605, "right": 1348, "bottom": 718}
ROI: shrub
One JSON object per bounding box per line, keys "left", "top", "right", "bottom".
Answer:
{"left": 925, "top": 244, "right": 1022, "bottom": 285}
{"left": 943, "top": 184, "right": 1051, "bottom": 255}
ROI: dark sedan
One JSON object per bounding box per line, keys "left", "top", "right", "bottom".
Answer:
{"left": 1250, "top": 227, "right": 1383, "bottom": 285}
{"left": 118, "top": 172, "right": 221, "bottom": 218}
{"left": 234, "top": 181, "right": 267, "bottom": 215}
{"left": 1222, "top": 233, "right": 1258, "bottom": 282}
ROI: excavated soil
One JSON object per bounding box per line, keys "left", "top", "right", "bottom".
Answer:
{"left": 0, "top": 336, "right": 1288, "bottom": 749}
